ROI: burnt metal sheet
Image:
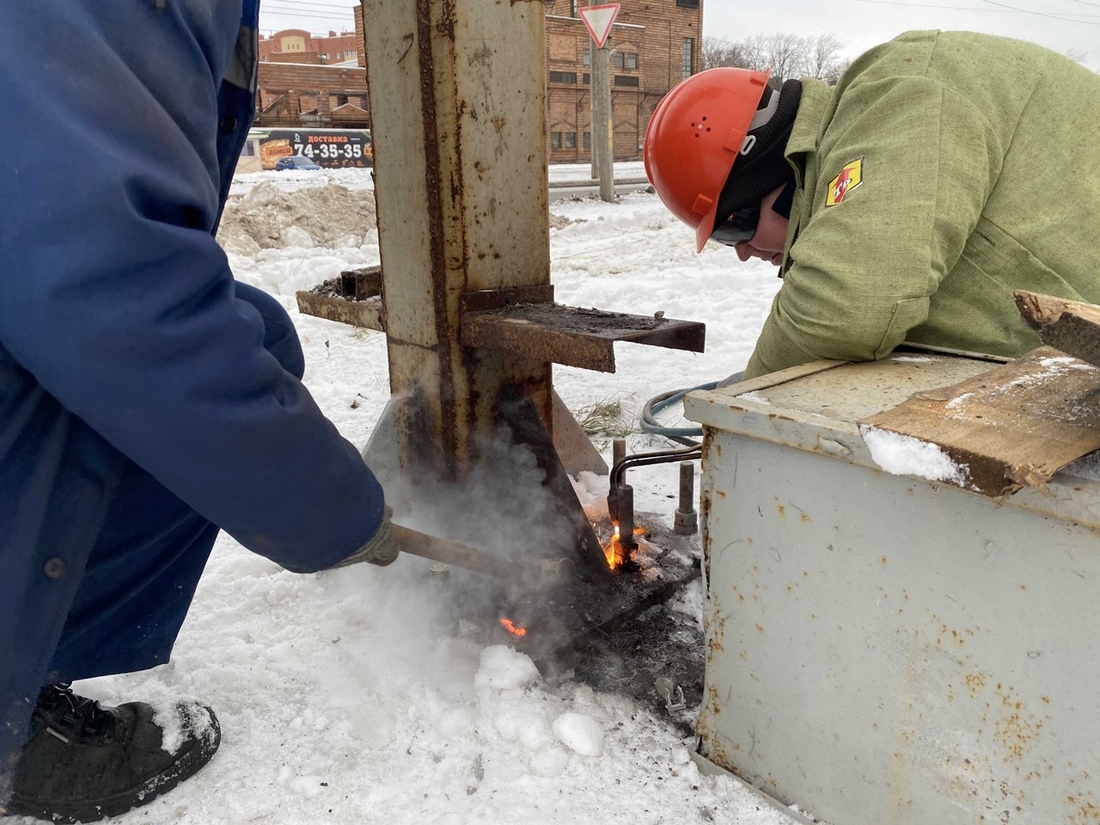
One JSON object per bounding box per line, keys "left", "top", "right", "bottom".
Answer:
{"left": 295, "top": 290, "right": 385, "bottom": 332}
{"left": 462, "top": 302, "right": 706, "bottom": 372}
{"left": 443, "top": 516, "right": 702, "bottom": 717}
{"left": 296, "top": 266, "right": 385, "bottom": 330}
{"left": 340, "top": 265, "right": 383, "bottom": 300}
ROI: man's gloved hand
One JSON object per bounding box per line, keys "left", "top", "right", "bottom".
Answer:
{"left": 716, "top": 370, "right": 746, "bottom": 389}
{"left": 331, "top": 505, "right": 399, "bottom": 567}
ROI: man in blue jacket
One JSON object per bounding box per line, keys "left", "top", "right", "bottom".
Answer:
{"left": 0, "top": 3, "right": 396, "bottom": 821}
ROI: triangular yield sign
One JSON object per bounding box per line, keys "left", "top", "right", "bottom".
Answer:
{"left": 579, "top": 3, "right": 620, "bottom": 49}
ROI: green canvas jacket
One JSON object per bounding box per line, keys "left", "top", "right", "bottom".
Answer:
{"left": 743, "top": 31, "right": 1100, "bottom": 379}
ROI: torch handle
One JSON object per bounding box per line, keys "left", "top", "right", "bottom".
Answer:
{"left": 390, "top": 523, "right": 574, "bottom": 589}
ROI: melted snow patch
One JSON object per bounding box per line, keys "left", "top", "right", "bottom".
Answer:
{"left": 737, "top": 390, "right": 771, "bottom": 404}
{"left": 860, "top": 426, "right": 970, "bottom": 486}
{"left": 1040, "top": 355, "right": 1097, "bottom": 371}
{"left": 890, "top": 355, "right": 934, "bottom": 363}
{"left": 946, "top": 392, "right": 974, "bottom": 410}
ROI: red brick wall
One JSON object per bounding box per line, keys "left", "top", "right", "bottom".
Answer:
{"left": 543, "top": 1, "right": 704, "bottom": 163}
{"left": 255, "top": 63, "right": 369, "bottom": 128}
{"left": 256, "top": 1, "right": 704, "bottom": 154}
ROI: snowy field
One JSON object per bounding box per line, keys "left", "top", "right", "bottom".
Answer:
{"left": 30, "top": 164, "right": 797, "bottom": 825}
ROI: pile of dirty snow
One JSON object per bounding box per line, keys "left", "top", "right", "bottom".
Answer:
{"left": 218, "top": 181, "right": 378, "bottom": 254}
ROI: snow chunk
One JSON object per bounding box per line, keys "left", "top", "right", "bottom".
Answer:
{"left": 437, "top": 706, "right": 474, "bottom": 739}
{"left": 860, "top": 426, "right": 970, "bottom": 486}
{"left": 528, "top": 746, "right": 570, "bottom": 777}
{"left": 474, "top": 645, "right": 540, "bottom": 691}
{"left": 280, "top": 225, "right": 315, "bottom": 248}
{"left": 552, "top": 712, "right": 605, "bottom": 757}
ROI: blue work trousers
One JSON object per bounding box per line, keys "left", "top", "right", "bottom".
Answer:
{"left": 46, "top": 283, "right": 305, "bottom": 683}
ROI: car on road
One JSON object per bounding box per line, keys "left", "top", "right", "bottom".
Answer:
{"left": 274, "top": 155, "right": 322, "bottom": 171}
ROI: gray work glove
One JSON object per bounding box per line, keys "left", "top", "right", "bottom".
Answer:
{"left": 331, "top": 505, "right": 399, "bottom": 567}
{"left": 717, "top": 369, "right": 746, "bottom": 389}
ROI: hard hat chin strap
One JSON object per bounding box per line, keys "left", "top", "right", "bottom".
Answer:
{"left": 713, "top": 78, "right": 802, "bottom": 238}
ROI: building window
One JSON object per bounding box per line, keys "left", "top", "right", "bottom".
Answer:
{"left": 346, "top": 50, "right": 356, "bottom": 59}
{"left": 614, "top": 75, "right": 639, "bottom": 87}
{"left": 549, "top": 70, "right": 578, "bottom": 84}
{"left": 564, "top": 132, "right": 577, "bottom": 149}
{"left": 676, "top": 0, "right": 700, "bottom": 7}
{"left": 582, "top": 73, "right": 591, "bottom": 85}
{"left": 625, "top": 52, "right": 638, "bottom": 69}
{"left": 682, "top": 38, "right": 694, "bottom": 79}
{"left": 583, "top": 48, "right": 591, "bottom": 66}
{"left": 551, "top": 132, "right": 562, "bottom": 150}
{"left": 571, "top": 0, "right": 578, "bottom": 16}
{"left": 583, "top": 131, "right": 591, "bottom": 149}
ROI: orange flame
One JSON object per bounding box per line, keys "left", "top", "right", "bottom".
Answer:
{"left": 602, "top": 523, "right": 646, "bottom": 570}
{"left": 499, "top": 617, "right": 527, "bottom": 637}
{"left": 603, "top": 524, "right": 624, "bottom": 570}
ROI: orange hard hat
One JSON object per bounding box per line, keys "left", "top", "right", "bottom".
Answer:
{"left": 644, "top": 68, "right": 772, "bottom": 252}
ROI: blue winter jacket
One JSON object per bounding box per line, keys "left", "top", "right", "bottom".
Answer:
{"left": 0, "top": 0, "right": 386, "bottom": 794}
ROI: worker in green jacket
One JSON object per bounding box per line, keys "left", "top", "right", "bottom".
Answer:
{"left": 644, "top": 31, "right": 1100, "bottom": 380}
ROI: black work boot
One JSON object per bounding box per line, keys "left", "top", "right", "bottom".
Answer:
{"left": 7, "top": 684, "right": 220, "bottom": 823}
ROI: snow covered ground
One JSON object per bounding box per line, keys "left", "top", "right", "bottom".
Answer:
{"left": 28, "top": 164, "right": 797, "bottom": 825}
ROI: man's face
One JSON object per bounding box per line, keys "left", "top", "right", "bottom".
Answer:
{"left": 733, "top": 185, "right": 789, "bottom": 266}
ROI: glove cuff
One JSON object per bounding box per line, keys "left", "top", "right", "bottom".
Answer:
{"left": 331, "top": 505, "right": 397, "bottom": 567}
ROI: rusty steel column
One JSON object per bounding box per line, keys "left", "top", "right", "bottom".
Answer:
{"left": 362, "top": 0, "right": 551, "bottom": 480}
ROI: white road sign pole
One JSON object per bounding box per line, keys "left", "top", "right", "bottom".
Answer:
{"left": 580, "top": 4, "right": 620, "bottom": 203}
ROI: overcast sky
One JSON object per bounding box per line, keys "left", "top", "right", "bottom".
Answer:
{"left": 704, "top": 0, "right": 1100, "bottom": 65}
{"left": 258, "top": 0, "right": 1100, "bottom": 67}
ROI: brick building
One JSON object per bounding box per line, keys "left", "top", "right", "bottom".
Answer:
{"left": 543, "top": 0, "right": 704, "bottom": 163}
{"left": 254, "top": 62, "right": 370, "bottom": 128}
{"left": 258, "top": 28, "right": 361, "bottom": 66}
{"left": 255, "top": 18, "right": 369, "bottom": 128}
{"left": 253, "top": 1, "right": 704, "bottom": 158}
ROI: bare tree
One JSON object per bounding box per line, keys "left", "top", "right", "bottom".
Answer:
{"left": 1064, "top": 47, "right": 1089, "bottom": 65}
{"left": 759, "top": 32, "right": 804, "bottom": 80}
{"left": 701, "top": 37, "right": 752, "bottom": 70}
{"left": 700, "top": 31, "right": 853, "bottom": 82}
{"left": 803, "top": 34, "right": 847, "bottom": 83}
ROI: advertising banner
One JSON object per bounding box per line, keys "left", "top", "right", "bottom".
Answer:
{"left": 259, "top": 130, "right": 373, "bottom": 170}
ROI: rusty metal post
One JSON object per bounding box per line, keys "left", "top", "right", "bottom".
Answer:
{"left": 674, "top": 460, "right": 698, "bottom": 535}
{"left": 617, "top": 484, "right": 636, "bottom": 564}
{"left": 612, "top": 437, "right": 626, "bottom": 469}
{"left": 361, "top": 0, "right": 552, "bottom": 480}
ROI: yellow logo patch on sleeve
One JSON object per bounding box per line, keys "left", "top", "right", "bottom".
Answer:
{"left": 825, "top": 158, "right": 863, "bottom": 207}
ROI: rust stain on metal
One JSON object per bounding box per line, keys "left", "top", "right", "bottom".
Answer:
{"left": 296, "top": 290, "right": 385, "bottom": 332}
{"left": 436, "top": 0, "right": 456, "bottom": 39}
{"left": 411, "top": 0, "right": 461, "bottom": 468}
{"left": 707, "top": 684, "right": 722, "bottom": 718}
{"left": 1067, "top": 792, "right": 1100, "bottom": 823}
{"left": 994, "top": 684, "right": 1045, "bottom": 764}
{"left": 461, "top": 303, "right": 705, "bottom": 372}
{"left": 965, "top": 671, "right": 987, "bottom": 698}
